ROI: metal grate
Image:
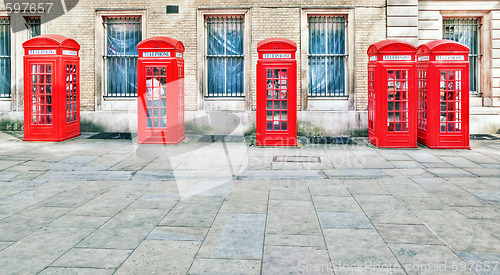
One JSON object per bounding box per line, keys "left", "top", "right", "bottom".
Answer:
{"left": 87, "top": 132, "right": 132, "bottom": 139}
{"left": 443, "top": 18, "right": 480, "bottom": 94}
{"left": 308, "top": 16, "right": 347, "bottom": 97}
{"left": 206, "top": 16, "right": 244, "bottom": 97}
{"left": 0, "top": 17, "right": 11, "bottom": 98}
{"left": 104, "top": 16, "right": 142, "bottom": 97}
{"left": 470, "top": 134, "right": 500, "bottom": 140}
{"left": 25, "top": 17, "right": 40, "bottom": 39}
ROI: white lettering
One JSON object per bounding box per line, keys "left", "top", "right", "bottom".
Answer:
{"left": 382, "top": 55, "right": 412, "bottom": 61}
{"left": 418, "top": 56, "right": 429, "bottom": 61}
{"left": 28, "top": 50, "right": 56, "bottom": 55}
{"left": 63, "top": 50, "right": 78, "bottom": 56}
{"left": 143, "top": 52, "right": 171, "bottom": 57}
{"left": 369, "top": 56, "right": 378, "bottom": 61}
{"left": 263, "top": 53, "right": 291, "bottom": 59}
{"left": 436, "top": 55, "right": 465, "bottom": 61}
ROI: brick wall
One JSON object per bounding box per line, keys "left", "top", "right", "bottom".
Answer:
{"left": 1, "top": 0, "right": 386, "bottom": 112}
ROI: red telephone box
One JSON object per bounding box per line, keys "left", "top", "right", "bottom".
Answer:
{"left": 23, "top": 34, "right": 80, "bottom": 142}
{"left": 137, "top": 37, "right": 185, "bottom": 144}
{"left": 256, "top": 38, "right": 297, "bottom": 147}
{"left": 367, "top": 40, "right": 417, "bottom": 148}
{"left": 416, "top": 40, "right": 470, "bottom": 149}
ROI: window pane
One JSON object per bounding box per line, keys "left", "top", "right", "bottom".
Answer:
{"left": 206, "top": 16, "right": 244, "bottom": 97}
{"left": 443, "top": 18, "right": 479, "bottom": 94}
{"left": 0, "top": 17, "right": 10, "bottom": 98}
{"left": 105, "top": 16, "right": 141, "bottom": 97}
{"left": 25, "top": 17, "right": 41, "bottom": 39}
{"left": 308, "top": 16, "right": 347, "bottom": 97}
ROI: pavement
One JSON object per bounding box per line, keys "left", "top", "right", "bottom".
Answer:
{"left": 0, "top": 131, "right": 499, "bottom": 275}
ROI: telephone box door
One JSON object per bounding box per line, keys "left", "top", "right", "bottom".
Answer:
{"left": 258, "top": 64, "right": 297, "bottom": 146}
{"left": 26, "top": 61, "right": 56, "bottom": 137}
{"left": 137, "top": 63, "right": 171, "bottom": 143}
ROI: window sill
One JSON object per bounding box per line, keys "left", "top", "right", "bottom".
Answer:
{"left": 308, "top": 97, "right": 348, "bottom": 100}
{"left": 103, "top": 97, "right": 137, "bottom": 101}
{"left": 204, "top": 97, "right": 245, "bottom": 101}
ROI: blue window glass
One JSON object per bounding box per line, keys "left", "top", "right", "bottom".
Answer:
{"left": 206, "top": 16, "right": 244, "bottom": 97}
{"left": 0, "top": 17, "right": 10, "bottom": 98}
{"left": 104, "top": 16, "right": 142, "bottom": 97}
{"left": 308, "top": 16, "right": 347, "bottom": 97}
{"left": 25, "top": 17, "right": 40, "bottom": 39}
{"left": 443, "top": 18, "right": 479, "bottom": 94}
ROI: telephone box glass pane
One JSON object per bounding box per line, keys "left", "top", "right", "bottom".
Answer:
{"left": 31, "top": 64, "right": 52, "bottom": 125}
{"left": 66, "top": 64, "right": 78, "bottom": 124}
{"left": 145, "top": 66, "right": 168, "bottom": 129}
{"left": 387, "top": 70, "right": 409, "bottom": 132}
{"left": 265, "top": 68, "right": 288, "bottom": 132}
{"left": 440, "top": 70, "right": 462, "bottom": 133}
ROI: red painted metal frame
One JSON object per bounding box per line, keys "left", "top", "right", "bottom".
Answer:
{"left": 416, "top": 40, "right": 470, "bottom": 149}
{"left": 256, "top": 38, "right": 297, "bottom": 147}
{"left": 23, "top": 34, "right": 80, "bottom": 142}
{"left": 367, "top": 40, "right": 418, "bottom": 148}
{"left": 137, "top": 37, "right": 185, "bottom": 144}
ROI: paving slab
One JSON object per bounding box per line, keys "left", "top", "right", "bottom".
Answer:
{"left": 219, "top": 188, "right": 269, "bottom": 214}
{"left": 0, "top": 226, "right": 94, "bottom": 275}
{"left": 0, "top": 206, "right": 71, "bottom": 241}
{"left": 375, "top": 224, "right": 442, "bottom": 245}
{"left": 312, "top": 196, "right": 363, "bottom": 212}
{"left": 266, "top": 203, "right": 322, "bottom": 235}
{"left": 324, "top": 229, "right": 399, "bottom": 267}
{"left": 39, "top": 171, "right": 133, "bottom": 182}
{"left": 262, "top": 246, "right": 333, "bottom": 274}
{"left": 471, "top": 219, "right": 500, "bottom": 239}
{"left": 458, "top": 252, "right": 500, "bottom": 275}
{"left": 323, "top": 169, "right": 388, "bottom": 179}
{"left": 238, "top": 169, "right": 326, "bottom": 180}
{"left": 188, "top": 259, "right": 261, "bottom": 275}
{"left": 49, "top": 215, "right": 111, "bottom": 229}
{"left": 264, "top": 234, "right": 325, "bottom": 248}
{"left": 51, "top": 248, "right": 132, "bottom": 269}
{"left": 270, "top": 186, "right": 311, "bottom": 201}
{"left": 426, "top": 168, "right": 477, "bottom": 178}
{"left": 115, "top": 240, "right": 200, "bottom": 275}
{"left": 0, "top": 242, "right": 13, "bottom": 251}
{"left": 414, "top": 210, "right": 500, "bottom": 253}
{"left": 212, "top": 214, "right": 266, "bottom": 259}
{"left": 354, "top": 195, "right": 421, "bottom": 225}
{"left": 39, "top": 267, "right": 115, "bottom": 275}
{"left": 147, "top": 226, "right": 208, "bottom": 241}
{"left": 159, "top": 196, "right": 224, "bottom": 227}
{"left": 389, "top": 243, "right": 475, "bottom": 275}
{"left": 317, "top": 212, "right": 374, "bottom": 229}
{"left": 77, "top": 209, "right": 166, "bottom": 250}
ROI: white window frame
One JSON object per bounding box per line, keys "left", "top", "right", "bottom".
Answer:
{"left": 197, "top": 8, "right": 251, "bottom": 111}
{"left": 440, "top": 11, "right": 491, "bottom": 106}
{"left": 95, "top": 9, "right": 147, "bottom": 111}
{"left": 301, "top": 8, "right": 355, "bottom": 111}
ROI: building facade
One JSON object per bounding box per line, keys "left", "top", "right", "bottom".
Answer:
{"left": 0, "top": 0, "right": 498, "bottom": 134}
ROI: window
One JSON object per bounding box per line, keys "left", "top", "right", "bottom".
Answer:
{"left": 205, "top": 16, "right": 244, "bottom": 97}
{"left": 443, "top": 18, "right": 479, "bottom": 94}
{"left": 25, "top": 17, "right": 40, "bottom": 39}
{"left": 0, "top": 17, "right": 10, "bottom": 98}
{"left": 103, "top": 16, "right": 141, "bottom": 97}
{"left": 308, "top": 16, "right": 347, "bottom": 97}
